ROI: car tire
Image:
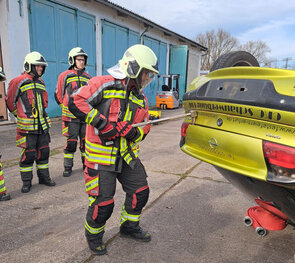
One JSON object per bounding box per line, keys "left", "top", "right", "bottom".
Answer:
{"left": 210, "top": 51, "right": 260, "bottom": 72}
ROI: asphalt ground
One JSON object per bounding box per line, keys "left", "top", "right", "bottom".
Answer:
{"left": 0, "top": 108, "right": 295, "bottom": 263}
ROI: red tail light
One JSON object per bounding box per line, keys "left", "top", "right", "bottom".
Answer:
{"left": 263, "top": 141, "right": 295, "bottom": 169}
{"left": 181, "top": 122, "right": 189, "bottom": 137}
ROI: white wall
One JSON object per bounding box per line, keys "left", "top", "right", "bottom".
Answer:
{"left": 1, "top": 0, "right": 31, "bottom": 83}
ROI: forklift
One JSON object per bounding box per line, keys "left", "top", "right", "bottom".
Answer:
{"left": 156, "top": 74, "right": 180, "bottom": 109}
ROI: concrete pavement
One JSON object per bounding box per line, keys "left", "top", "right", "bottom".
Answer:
{"left": 0, "top": 108, "right": 295, "bottom": 263}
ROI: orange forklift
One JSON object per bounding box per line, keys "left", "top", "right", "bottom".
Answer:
{"left": 156, "top": 74, "right": 180, "bottom": 109}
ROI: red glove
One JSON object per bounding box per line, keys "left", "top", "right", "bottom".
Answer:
{"left": 116, "top": 121, "right": 137, "bottom": 140}
{"left": 100, "top": 122, "right": 118, "bottom": 140}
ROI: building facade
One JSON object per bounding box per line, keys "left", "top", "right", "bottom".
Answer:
{"left": 0, "top": 0, "right": 207, "bottom": 119}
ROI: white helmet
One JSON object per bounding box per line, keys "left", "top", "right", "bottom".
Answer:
{"left": 68, "top": 47, "right": 88, "bottom": 68}
{"left": 23, "top": 51, "right": 47, "bottom": 75}
{"left": 0, "top": 67, "right": 6, "bottom": 81}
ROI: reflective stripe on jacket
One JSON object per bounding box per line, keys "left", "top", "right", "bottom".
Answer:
{"left": 55, "top": 69, "right": 91, "bottom": 121}
{"left": 69, "top": 75, "right": 150, "bottom": 172}
{"left": 6, "top": 73, "right": 51, "bottom": 133}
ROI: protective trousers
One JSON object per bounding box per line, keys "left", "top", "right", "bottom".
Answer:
{"left": 0, "top": 158, "right": 7, "bottom": 195}
{"left": 19, "top": 133, "right": 50, "bottom": 182}
{"left": 84, "top": 160, "right": 150, "bottom": 241}
{"left": 63, "top": 120, "right": 86, "bottom": 170}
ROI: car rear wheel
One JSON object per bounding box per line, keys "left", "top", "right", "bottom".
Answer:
{"left": 210, "top": 51, "right": 260, "bottom": 72}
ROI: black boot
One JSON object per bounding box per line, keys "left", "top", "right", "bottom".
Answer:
{"left": 0, "top": 193, "right": 11, "bottom": 201}
{"left": 39, "top": 177, "right": 56, "bottom": 186}
{"left": 86, "top": 238, "right": 107, "bottom": 255}
{"left": 120, "top": 226, "right": 151, "bottom": 242}
{"left": 21, "top": 181, "right": 32, "bottom": 193}
{"left": 63, "top": 167, "right": 72, "bottom": 177}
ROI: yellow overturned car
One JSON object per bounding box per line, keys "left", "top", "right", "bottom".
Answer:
{"left": 180, "top": 51, "right": 295, "bottom": 225}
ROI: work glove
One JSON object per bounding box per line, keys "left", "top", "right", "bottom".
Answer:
{"left": 116, "top": 121, "right": 137, "bottom": 140}
{"left": 100, "top": 122, "right": 119, "bottom": 140}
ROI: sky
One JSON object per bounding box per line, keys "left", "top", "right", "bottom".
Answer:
{"left": 110, "top": 0, "right": 295, "bottom": 68}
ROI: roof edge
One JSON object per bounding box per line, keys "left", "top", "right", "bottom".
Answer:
{"left": 94, "top": 0, "right": 207, "bottom": 51}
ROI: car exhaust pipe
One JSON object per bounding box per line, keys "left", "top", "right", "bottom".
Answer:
{"left": 255, "top": 226, "right": 267, "bottom": 237}
{"left": 244, "top": 216, "right": 253, "bottom": 226}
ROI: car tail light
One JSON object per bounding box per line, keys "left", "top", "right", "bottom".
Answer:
{"left": 263, "top": 141, "right": 295, "bottom": 179}
{"left": 181, "top": 122, "right": 190, "bottom": 138}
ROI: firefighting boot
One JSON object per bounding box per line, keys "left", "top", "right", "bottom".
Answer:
{"left": 86, "top": 237, "right": 107, "bottom": 255}
{"left": 63, "top": 167, "right": 72, "bottom": 177}
{"left": 120, "top": 226, "right": 151, "bottom": 242}
{"left": 39, "top": 177, "right": 56, "bottom": 186}
{"left": 0, "top": 193, "right": 11, "bottom": 201}
{"left": 21, "top": 181, "right": 32, "bottom": 193}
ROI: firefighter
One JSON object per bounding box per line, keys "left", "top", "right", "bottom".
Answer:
{"left": 68, "top": 44, "right": 158, "bottom": 255}
{"left": 55, "top": 47, "right": 91, "bottom": 177}
{"left": 6, "top": 51, "right": 56, "bottom": 193}
{"left": 0, "top": 67, "right": 11, "bottom": 201}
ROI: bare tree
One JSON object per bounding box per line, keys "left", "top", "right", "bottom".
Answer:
{"left": 238, "top": 40, "right": 271, "bottom": 66}
{"left": 196, "top": 29, "right": 271, "bottom": 70}
{"left": 197, "top": 29, "right": 238, "bottom": 70}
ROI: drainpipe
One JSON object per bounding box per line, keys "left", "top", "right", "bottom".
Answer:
{"left": 140, "top": 25, "right": 150, "bottom": 44}
{"left": 18, "top": 0, "right": 23, "bottom": 17}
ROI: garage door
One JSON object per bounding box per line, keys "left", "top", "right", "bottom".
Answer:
{"left": 28, "top": 0, "right": 96, "bottom": 117}
{"left": 143, "top": 36, "right": 167, "bottom": 106}
{"left": 169, "top": 45, "right": 188, "bottom": 102}
{"left": 101, "top": 20, "right": 139, "bottom": 75}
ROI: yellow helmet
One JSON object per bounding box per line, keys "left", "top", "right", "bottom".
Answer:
{"left": 119, "top": 44, "right": 159, "bottom": 78}
{"left": 68, "top": 47, "right": 88, "bottom": 68}
{"left": 23, "top": 51, "right": 48, "bottom": 74}
{"left": 0, "top": 67, "right": 6, "bottom": 81}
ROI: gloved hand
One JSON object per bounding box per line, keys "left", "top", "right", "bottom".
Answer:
{"left": 116, "top": 121, "right": 137, "bottom": 140}
{"left": 100, "top": 122, "right": 119, "bottom": 140}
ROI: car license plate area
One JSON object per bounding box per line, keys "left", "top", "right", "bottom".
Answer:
{"left": 182, "top": 125, "right": 267, "bottom": 180}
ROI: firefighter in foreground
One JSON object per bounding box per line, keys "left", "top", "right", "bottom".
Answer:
{"left": 69, "top": 44, "right": 158, "bottom": 255}
{"left": 6, "top": 52, "right": 56, "bottom": 193}
{"left": 55, "top": 47, "right": 91, "bottom": 177}
{"left": 0, "top": 67, "right": 11, "bottom": 201}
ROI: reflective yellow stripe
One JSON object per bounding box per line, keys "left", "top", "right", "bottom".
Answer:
{"left": 129, "top": 93, "right": 144, "bottom": 107}
{"left": 62, "top": 105, "right": 76, "bottom": 118}
{"left": 20, "top": 83, "right": 45, "bottom": 92}
{"left": 0, "top": 178, "right": 6, "bottom": 193}
{"left": 16, "top": 136, "right": 26, "bottom": 146}
{"left": 85, "top": 139, "right": 117, "bottom": 154}
{"left": 62, "top": 126, "right": 69, "bottom": 136}
{"left": 120, "top": 205, "right": 140, "bottom": 226}
{"left": 85, "top": 150, "right": 116, "bottom": 165}
{"left": 66, "top": 76, "right": 89, "bottom": 85}
{"left": 103, "top": 89, "right": 126, "bottom": 99}
{"left": 86, "top": 177, "right": 99, "bottom": 193}
{"left": 20, "top": 166, "right": 33, "bottom": 172}
{"left": 85, "top": 220, "right": 105, "bottom": 234}
{"left": 134, "top": 127, "right": 144, "bottom": 142}
{"left": 85, "top": 108, "right": 98, "bottom": 124}
{"left": 89, "top": 196, "right": 96, "bottom": 206}
{"left": 64, "top": 153, "right": 74, "bottom": 159}
{"left": 36, "top": 163, "right": 48, "bottom": 170}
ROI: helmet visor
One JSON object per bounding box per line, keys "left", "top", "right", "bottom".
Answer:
{"left": 142, "top": 70, "right": 156, "bottom": 89}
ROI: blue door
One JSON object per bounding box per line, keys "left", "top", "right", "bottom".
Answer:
{"left": 28, "top": 0, "right": 96, "bottom": 117}
{"left": 143, "top": 36, "right": 167, "bottom": 106}
{"left": 101, "top": 20, "right": 139, "bottom": 75}
{"left": 169, "top": 45, "right": 188, "bottom": 102}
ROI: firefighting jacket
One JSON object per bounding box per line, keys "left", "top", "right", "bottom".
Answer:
{"left": 54, "top": 69, "right": 91, "bottom": 122}
{"left": 69, "top": 75, "right": 151, "bottom": 172}
{"left": 6, "top": 72, "right": 51, "bottom": 134}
